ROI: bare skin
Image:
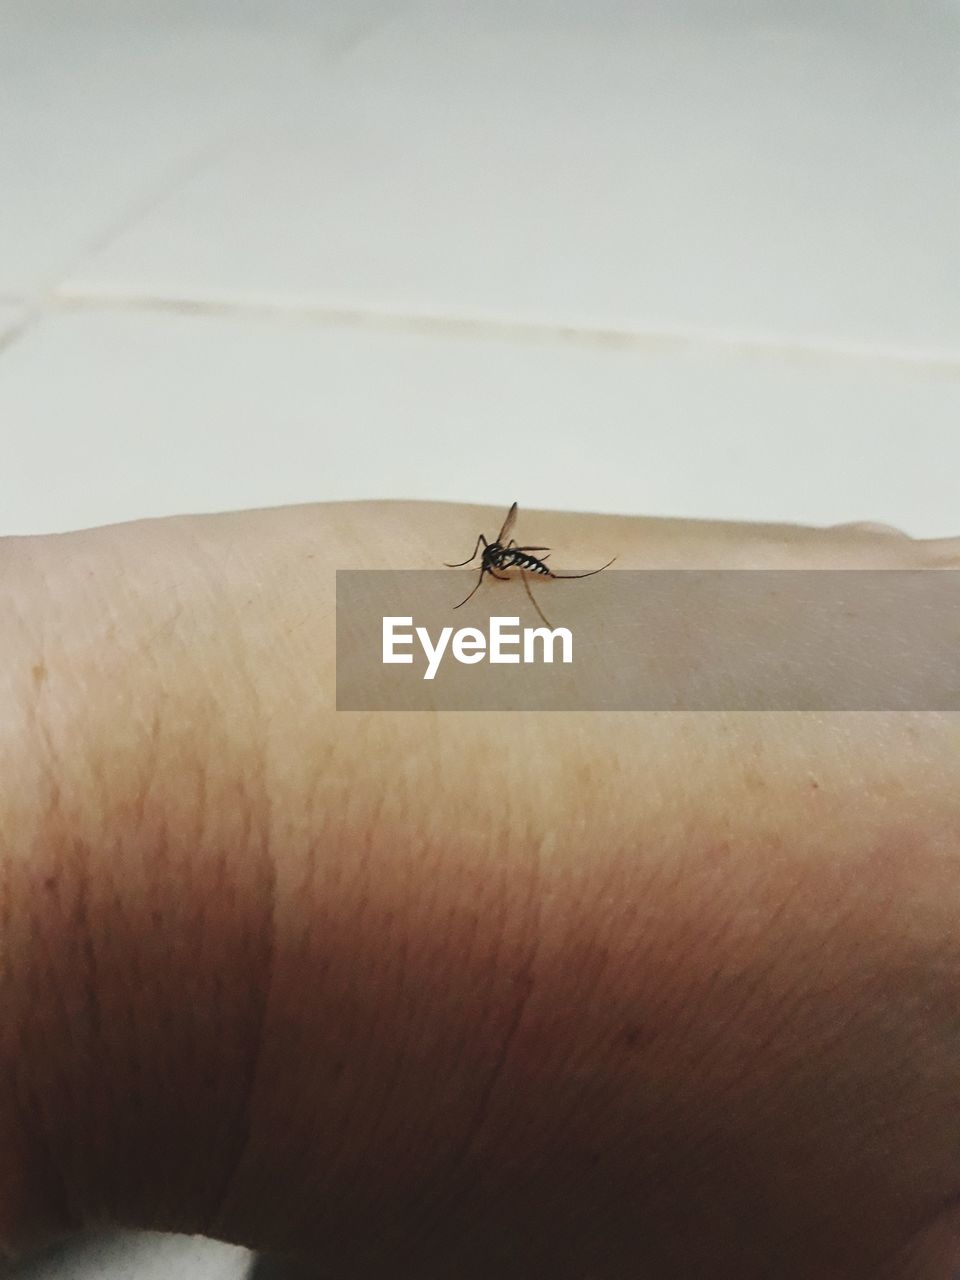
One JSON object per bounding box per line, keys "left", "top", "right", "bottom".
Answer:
{"left": 1, "top": 501, "right": 959, "bottom": 1279}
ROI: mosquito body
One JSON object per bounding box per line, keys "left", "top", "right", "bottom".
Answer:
{"left": 444, "top": 502, "right": 615, "bottom": 627}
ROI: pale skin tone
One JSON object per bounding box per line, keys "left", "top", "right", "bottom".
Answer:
{"left": 1, "top": 501, "right": 960, "bottom": 1279}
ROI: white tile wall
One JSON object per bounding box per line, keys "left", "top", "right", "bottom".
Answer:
{"left": 0, "top": 306, "right": 25, "bottom": 343}
{"left": 0, "top": 0, "right": 399, "bottom": 294}
{"left": 1, "top": 304, "right": 957, "bottom": 536}
{"left": 61, "top": 0, "right": 960, "bottom": 358}
{"left": 0, "top": 0, "right": 954, "bottom": 541}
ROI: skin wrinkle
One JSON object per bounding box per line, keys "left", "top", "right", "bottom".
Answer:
{"left": 488, "top": 983, "right": 670, "bottom": 1221}
{"left": 159, "top": 746, "right": 271, "bottom": 1231}
{"left": 326, "top": 758, "right": 501, "bottom": 1229}
{"left": 199, "top": 718, "right": 274, "bottom": 1233}
{"left": 1, "top": 611, "right": 86, "bottom": 1248}
{"left": 244, "top": 732, "right": 336, "bottom": 1198}
{"left": 878, "top": 1187, "right": 960, "bottom": 1279}
{"left": 1, "top": 872, "right": 77, "bottom": 1250}
{"left": 335, "top": 899, "right": 411, "bottom": 1183}
{"left": 72, "top": 850, "right": 103, "bottom": 1047}
{"left": 204, "top": 821, "right": 276, "bottom": 1242}
{"left": 315, "top": 753, "right": 397, "bottom": 1190}
{"left": 303, "top": 752, "right": 465, "bottom": 1249}
{"left": 109, "top": 840, "right": 149, "bottom": 1201}
{"left": 391, "top": 813, "right": 543, "bottom": 1269}
{"left": 396, "top": 767, "right": 668, "bottom": 1273}
{"left": 288, "top": 818, "right": 393, "bottom": 1230}
{"left": 47, "top": 836, "right": 101, "bottom": 1228}
{"left": 682, "top": 874, "right": 815, "bottom": 1087}
{"left": 160, "top": 521, "right": 281, "bottom": 1240}
{"left": 393, "top": 719, "right": 672, "bottom": 1271}
{"left": 76, "top": 828, "right": 145, "bottom": 1230}
{"left": 604, "top": 798, "right": 793, "bottom": 1070}
{"left": 130, "top": 710, "right": 160, "bottom": 852}
{"left": 431, "top": 965, "right": 673, "bottom": 1273}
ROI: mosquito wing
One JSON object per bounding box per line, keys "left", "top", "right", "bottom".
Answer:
{"left": 497, "top": 501, "right": 518, "bottom": 544}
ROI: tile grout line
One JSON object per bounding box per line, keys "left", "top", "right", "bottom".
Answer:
{"left": 0, "top": 312, "right": 41, "bottom": 361}
{"left": 44, "top": 289, "right": 960, "bottom": 378}
{"left": 33, "top": 131, "right": 242, "bottom": 303}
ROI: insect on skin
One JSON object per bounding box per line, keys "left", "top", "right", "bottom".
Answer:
{"left": 444, "top": 501, "right": 616, "bottom": 628}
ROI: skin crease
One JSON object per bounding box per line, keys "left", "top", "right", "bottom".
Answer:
{"left": 0, "top": 501, "right": 959, "bottom": 1279}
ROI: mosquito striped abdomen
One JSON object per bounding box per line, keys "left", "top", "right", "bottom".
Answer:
{"left": 499, "top": 548, "right": 551, "bottom": 575}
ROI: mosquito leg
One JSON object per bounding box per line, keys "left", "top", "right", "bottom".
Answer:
{"left": 453, "top": 565, "right": 488, "bottom": 609}
{"left": 445, "top": 534, "right": 488, "bottom": 568}
{"left": 553, "top": 556, "right": 617, "bottom": 579}
{"left": 521, "top": 569, "right": 553, "bottom": 629}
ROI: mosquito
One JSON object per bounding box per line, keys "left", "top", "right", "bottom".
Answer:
{"left": 444, "top": 501, "right": 616, "bottom": 628}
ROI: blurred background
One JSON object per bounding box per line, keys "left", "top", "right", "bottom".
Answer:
{"left": 1, "top": 0, "right": 958, "bottom": 1275}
